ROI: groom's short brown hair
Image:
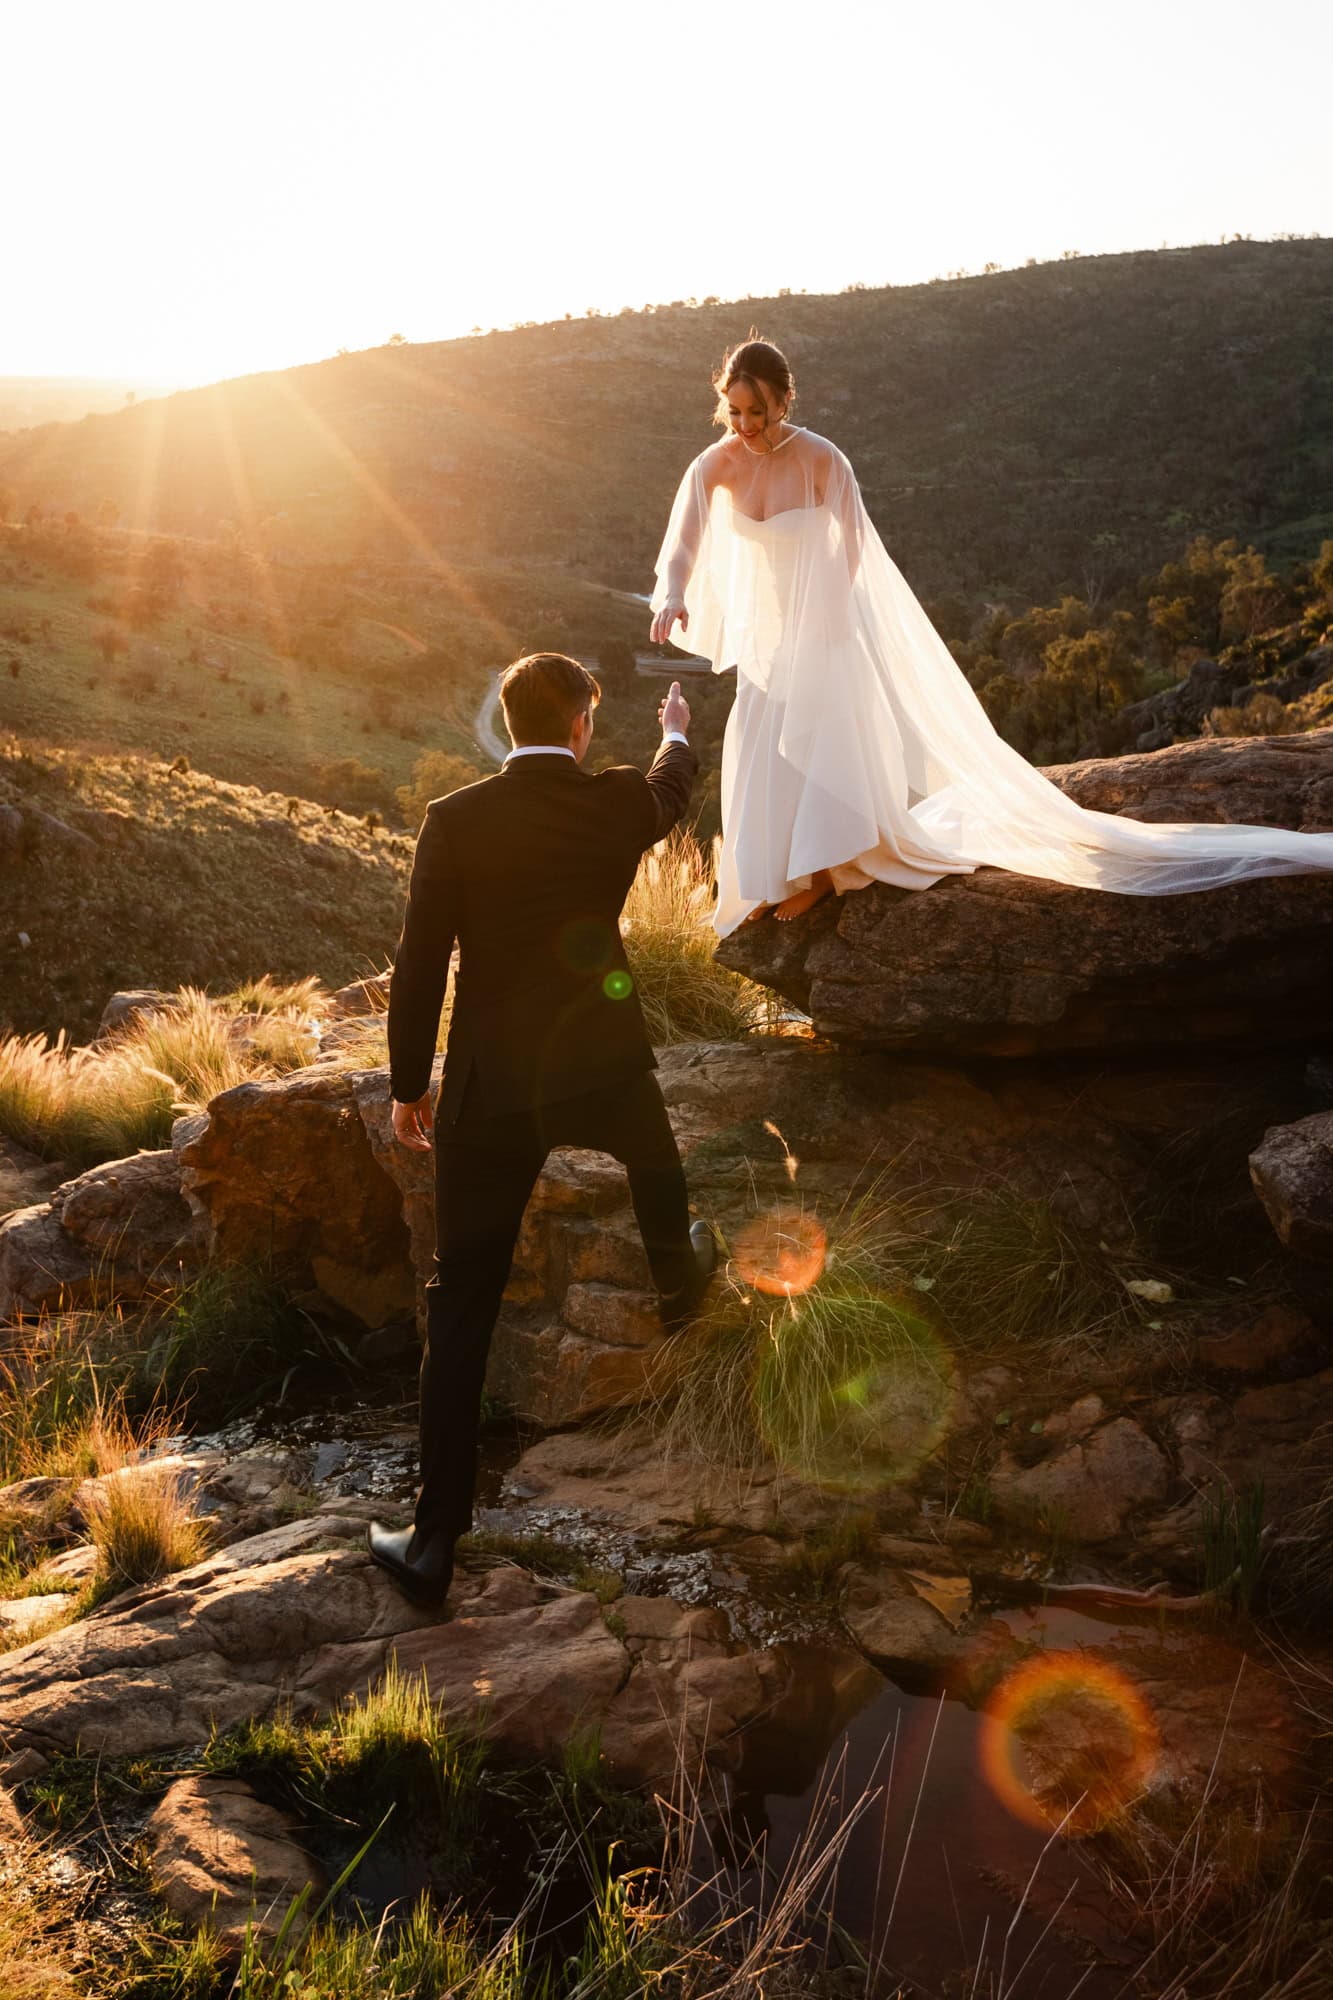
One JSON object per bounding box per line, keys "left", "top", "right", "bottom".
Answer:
{"left": 500, "top": 652, "right": 602, "bottom": 746}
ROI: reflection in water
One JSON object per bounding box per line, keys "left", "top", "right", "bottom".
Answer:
{"left": 982, "top": 1651, "right": 1160, "bottom": 1835}
{"left": 731, "top": 1644, "right": 1127, "bottom": 1997}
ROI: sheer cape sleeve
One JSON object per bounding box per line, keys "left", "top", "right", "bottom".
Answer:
{"left": 650, "top": 449, "right": 732, "bottom": 674}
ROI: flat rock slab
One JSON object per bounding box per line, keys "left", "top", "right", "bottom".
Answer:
{"left": 0, "top": 1516, "right": 777, "bottom": 1793}
{"left": 147, "top": 1775, "right": 327, "bottom": 1952}
{"left": 717, "top": 731, "right": 1333, "bottom": 1055}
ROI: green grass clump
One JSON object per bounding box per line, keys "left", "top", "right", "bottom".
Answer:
{"left": 328, "top": 1657, "right": 487, "bottom": 1822}
{"left": 134, "top": 1260, "right": 323, "bottom": 1418}
{"left": 623, "top": 830, "right": 774, "bottom": 1045}
{"left": 914, "top": 1193, "right": 1154, "bottom": 1361}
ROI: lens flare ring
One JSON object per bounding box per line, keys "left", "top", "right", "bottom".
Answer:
{"left": 980, "top": 1650, "right": 1160, "bottom": 1835}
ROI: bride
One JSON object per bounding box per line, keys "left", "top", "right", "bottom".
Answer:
{"left": 650, "top": 335, "right": 1333, "bottom": 937}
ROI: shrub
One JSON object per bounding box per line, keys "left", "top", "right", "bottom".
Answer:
{"left": 312, "top": 754, "right": 394, "bottom": 811}
{"left": 395, "top": 747, "right": 485, "bottom": 825}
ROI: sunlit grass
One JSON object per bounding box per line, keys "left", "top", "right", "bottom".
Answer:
{"left": 623, "top": 830, "right": 775, "bottom": 1044}
{"left": 0, "top": 984, "right": 318, "bottom": 1171}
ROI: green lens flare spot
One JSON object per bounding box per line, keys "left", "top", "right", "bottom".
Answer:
{"left": 602, "top": 969, "right": 634, "bottom": 1001}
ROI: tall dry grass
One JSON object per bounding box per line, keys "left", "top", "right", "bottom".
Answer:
{"left": 0, "top": 984, "right": 317, "bottom": 1170}
{"left": 623, "top": 831, "right": 776, "bottom": 1044}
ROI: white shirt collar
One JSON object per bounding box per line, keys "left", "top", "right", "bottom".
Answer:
{"left": 504, "top": 744, "right": 576, "bottom": 763}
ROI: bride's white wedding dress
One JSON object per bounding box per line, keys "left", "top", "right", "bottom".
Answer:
{"left": 651, "top": 427, "right": 1333, "bottom": 937}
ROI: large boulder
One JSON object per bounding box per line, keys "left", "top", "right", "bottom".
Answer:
{"left": 178, "top": 1068, "right": 415, "bottom": 1326}
{"left": 1249, "top": 1110, "right": 1333, "bottom": 1261}
{"left": 716, "top": 732, "right": 1333, "bottom": 1054}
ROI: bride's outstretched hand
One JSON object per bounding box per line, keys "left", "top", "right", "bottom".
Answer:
{"left": 650, "top": 596, "right": 688, "bottom": 647}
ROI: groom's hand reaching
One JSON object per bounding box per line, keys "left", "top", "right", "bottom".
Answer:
{"left": 658, "top": 681, "right": 691, "bottom": 738}
{"left": 391, "top": 1093, "right": 434, "bottom": 1152}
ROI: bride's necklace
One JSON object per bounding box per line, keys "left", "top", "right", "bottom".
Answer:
{"left": 739, "top": 422, "right": 800, "bottom": 457}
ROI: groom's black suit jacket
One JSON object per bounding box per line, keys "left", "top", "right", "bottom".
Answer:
{"left": 387, "top": 740, "right": 699, "bottom": 1124}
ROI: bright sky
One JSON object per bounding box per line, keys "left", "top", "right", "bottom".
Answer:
{"left": 8, "top": 0, "right": 1332, "bottom": 387}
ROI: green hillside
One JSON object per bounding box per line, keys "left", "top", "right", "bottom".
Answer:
{"left": 3, "top": 241, "right": 1332, "bottom": 605}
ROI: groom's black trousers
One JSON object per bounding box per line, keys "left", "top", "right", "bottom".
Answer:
{"left": 414, "top": 1069, "right": 694, "bottom": 1545}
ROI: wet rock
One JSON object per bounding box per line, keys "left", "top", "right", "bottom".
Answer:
{"left": 841, "top": 1563, "right": 973, "bottom": 1674}
{"left": 1249, "top": 1110, "right": 1333, "bottom": 1260}
{"left": 990, "top": 1417, "right": 1171, "bottom": 1543}
{"left": 716, "top": 733, "right": 1333, "bottom": 1054}
{"left": 146, "top": 1776, "right": 328, "bottom": 1953}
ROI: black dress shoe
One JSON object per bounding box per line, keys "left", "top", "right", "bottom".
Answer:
{"left": 659, "top": 1219, "right": 719, "bottom": 1336}
{"left": 366, "top": 1522, "right": 454, "bottom": 1608}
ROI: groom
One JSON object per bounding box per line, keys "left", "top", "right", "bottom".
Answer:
{"left": 368, "top": 651, "right": 717, "bottom": 1608}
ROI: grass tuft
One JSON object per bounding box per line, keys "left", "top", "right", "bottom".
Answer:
{"left": 80, "top": 1429, "right": 209, "bottom": 1605}
{"left": 623, "top": 830, "right": 775, "bottom": 1044}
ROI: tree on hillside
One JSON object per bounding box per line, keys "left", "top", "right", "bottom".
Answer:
{"left": 396, "top": 748, "right": 485, "bottom": 825}
{"left": 142, "top": 536, "right": 186, "bottom": 604}
{"left": 1310, "top": 540, "right": 1333, "bottom": 612}
{"left": 1218, "top": 547, "right": 1287, "bottom": 644}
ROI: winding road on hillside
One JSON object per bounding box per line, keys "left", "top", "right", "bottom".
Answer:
{"left": 472, "top": 673, "right": 508, "bottom": 766}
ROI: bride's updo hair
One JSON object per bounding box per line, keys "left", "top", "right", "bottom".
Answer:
{"left": 712, "top": 332, "right": 796, "bottom": 429}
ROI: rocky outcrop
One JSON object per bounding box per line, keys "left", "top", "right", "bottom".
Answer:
{"left": 96, "top": 988, "right": 178, "bottom": 1039}
{"left": 1108, "top": 646, "right": 1333, "bottom": 755}
{"left": 1249, "top": 1110, "right": 1333, "bottom": 1261}
{"left": 0, "top": 1138, "right": 62, "bottom": 1223}
{"left": 0, "top": 1514, "right": 782, "bottom": 1793}
{"left": 146, "top": 1777, "right": 327, "bottom": 1953}
{"left": 716, "top": 732, "right": 1333, "bottom": 1054}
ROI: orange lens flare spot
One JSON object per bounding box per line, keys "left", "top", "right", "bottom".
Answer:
{"left": 980, "top": 1651, "right": 1159, "bottom": 1835}
{"left": 733, "top": 1208, "right": 827, "bottom": 1298}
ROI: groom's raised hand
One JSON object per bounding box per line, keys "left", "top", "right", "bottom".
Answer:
{"left": 658, "top": 681, "right": 691, "bottom": 738}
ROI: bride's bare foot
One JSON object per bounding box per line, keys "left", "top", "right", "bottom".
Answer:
{"left": 742, "top": 904, "right": 773, "bottom": 924}
{"left": 774, "top": 872, "right": 834, "bottom": 922}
